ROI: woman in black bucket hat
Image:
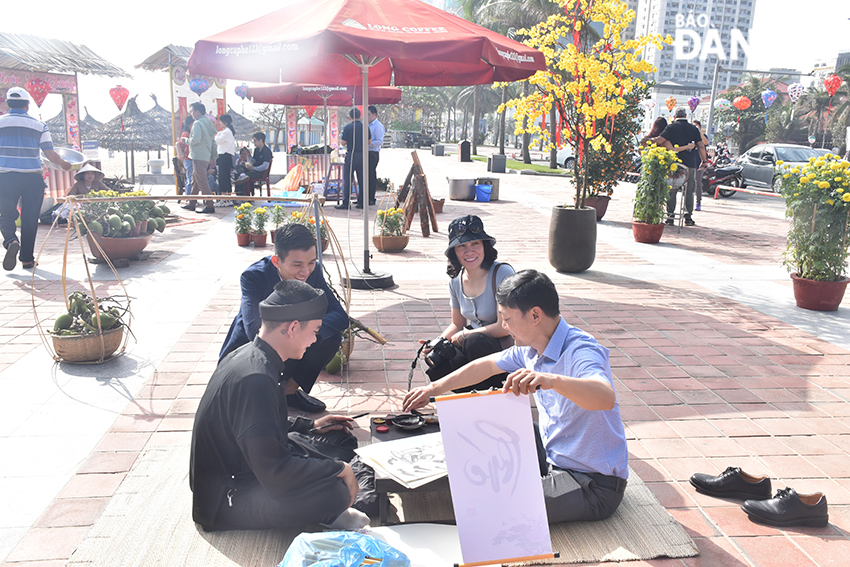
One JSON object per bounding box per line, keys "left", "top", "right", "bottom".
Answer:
{"left": 419, "top": 214, "right": 515, "bottom": 392}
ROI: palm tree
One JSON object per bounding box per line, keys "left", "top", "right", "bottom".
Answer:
{"left": 799, "top": 87, "right": 832, "bottom": 148}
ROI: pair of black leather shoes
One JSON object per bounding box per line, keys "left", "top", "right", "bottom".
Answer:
{"left": 690, "top": 467, "right": 828, "bottom": 527}
{"left": 286, "top": 389, "right": 326, "bottom": 413}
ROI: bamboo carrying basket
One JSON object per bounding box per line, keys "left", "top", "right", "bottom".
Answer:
{"left": 51, "top": 327, "right": 124, "bottom": 363}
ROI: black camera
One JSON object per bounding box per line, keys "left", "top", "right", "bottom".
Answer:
{"left": 424, "top": 336, "right": 457, "bottom": 368}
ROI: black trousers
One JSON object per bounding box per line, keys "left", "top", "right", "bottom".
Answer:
{"left": 211, "top": 431, "right": 374, "bottom": 531}
{"left": 364, "top": 151, "right": 380, "bottom": 205}
{"left": 0, "top": 172, "right": 46, "bottom": 264}
{"left": 342, "top": 154, "right": 363, "bottom": 206}
{"left": 533, "top": 422, "right": 626, "bottom": 523}
{"left": 283, "top": 332, "right": 342, "bottom": 394}
{"left": 426, "top": 332, "right": 507, "bottom": 393}
{"left": 217, "top": 153, "right": 233, "bottom": 195}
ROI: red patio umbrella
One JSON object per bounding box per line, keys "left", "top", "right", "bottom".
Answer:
{"left": 188, "top": 0, "right": 544, "bottom": 87}
{"left": 188, "top": 0, "right": 545, "bottom": 286}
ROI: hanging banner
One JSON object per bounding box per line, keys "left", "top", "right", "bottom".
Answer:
{"left": 435, "top": 391, "right": 554, "bottom": 566}
{"left": 286, "top": 107, "right": 298, "bottom": 151}
{"left": 63, "top": 94, "right": 80, "bottom": 150}
{"left": 329, "top": 108, "right": 339, "bottom": 149}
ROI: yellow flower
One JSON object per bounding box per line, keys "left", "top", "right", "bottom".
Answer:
{"left": 776, "top": 160, "right": 784, "bottom": 165}
{"left": 818, "top": 181, "right": 830, "bottom": 189}
{"left": 826, "top": 199, "right": 835, "bottom": 205}
{"left": 836, "top": 177, "right": 843, "bottom": 182}
{"left": 670, "top": 164, "right": 677, "bottom": 171}
{"left": 844, "top": 193, "right": 850, "bottom": 202}
{"left": 783, "top": 174, "right": 790, "bottom": 179}
{"left": 791, "top": 167, "right": 800, "bottom": 174}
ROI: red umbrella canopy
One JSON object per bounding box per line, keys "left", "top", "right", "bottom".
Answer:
{"left": 248, "top": 83, "right": 402, "bottom": 105}
{"left": 188, "top": 0, "right": 545, "bottom": 86}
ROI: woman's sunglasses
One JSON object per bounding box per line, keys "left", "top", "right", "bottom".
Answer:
{"left": 449, "top": 218, "right": 484, "bottom": 241}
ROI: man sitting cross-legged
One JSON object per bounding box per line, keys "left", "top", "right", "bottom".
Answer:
{"left": 220, "top": 223, "right": 346, "bottom": 413}
{"left": 191, "top": 280, "right": 370, "bottom": 531}
{"left": 404, "top": 269, "right": 629, "bottom": 523}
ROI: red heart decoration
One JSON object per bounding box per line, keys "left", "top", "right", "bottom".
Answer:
{"left": 305, "top": 105, "right": 317, "bottom": 118}
{"left": 109, "top": 86, "right": 129, "bottom": 111}
{"left": 26, "top": 78, "right": 50, "bottom": 107}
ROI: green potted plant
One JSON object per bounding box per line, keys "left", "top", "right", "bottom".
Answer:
{"left": 632, "top": 143, "right": 681, "bottom": 243}
{"left": 234, "top": 202, "right": 254, "bottom": 246}
{"left": 290, "top": 211, "right": 330, "bottom": 251}
{"left": 373, "top": 207, "right": 409, "bottom": 252}
{"left": 269, "top": 204, "right": 287, "bottom": 243}
{"left": 778, "top": 153, "right": 850, "bottom": 310}
{"left": 253, "top": 207, "right": 269, "bottom": 247}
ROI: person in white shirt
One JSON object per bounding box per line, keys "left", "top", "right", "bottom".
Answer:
{"left": 215, "top": 114, "right": 237, "bottom": 196}
{"left": 366, "top": 105, "right": 385, "bottom": 207}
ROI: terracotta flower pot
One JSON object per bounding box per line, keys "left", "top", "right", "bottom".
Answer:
{"left": 632, "top": 221, "right": 665, "bottom": 244}
{"left": 236, "top": 232, "right": 251, "bottom": 246}
{"left": 583, "top": 195, "right": 611, "bottom": 221}
{"left": 252, "top": 232, "right": 268, "bottom": 247}
{"left": 321, "top": 238, "right": 329, "bottom": 252}
{"left": 86, "top": 233, "right": 152, "bottom": 261}
{"left": 432, "top": 198, "right": 445, "bottom": 213}
{"left": 372, "top": 235, "right": 410, "bottom": 252}
{"left": 791, "top": 273, "right": 850, "bottom": 311}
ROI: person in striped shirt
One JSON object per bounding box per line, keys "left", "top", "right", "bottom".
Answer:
{"left": 0, "top": 87, "right": 70, "bottom": 270}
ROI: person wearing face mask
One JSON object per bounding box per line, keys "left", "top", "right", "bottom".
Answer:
{"left": 419, "top": 214, "right": 514, "bottom": 392}
{"left": 219, "top": 223, "right": 347, "bottom": 414}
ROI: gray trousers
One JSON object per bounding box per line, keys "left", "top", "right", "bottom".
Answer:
{"left": 535, "top": 425, "right": 626, "bottom": 523}
{"left": 666, "top": 166, "right": 696, "bottom": 217}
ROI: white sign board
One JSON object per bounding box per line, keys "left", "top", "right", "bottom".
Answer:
{"left": 435, "top": 391, "right": 552, "bottom": 566}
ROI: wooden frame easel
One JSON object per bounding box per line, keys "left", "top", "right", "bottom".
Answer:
{"left": 396, "top": 151, "right": 438, "bottom": 237}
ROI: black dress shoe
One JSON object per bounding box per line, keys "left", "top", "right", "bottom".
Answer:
{"left": 180, "top": 203, "right": 196, "bottom": 211}
{"left": 334, "top": 203, "right": 349, "bottom": 210}
{"left": 690, "top": 467, "right": 771, "bottom": 500}
{"left": 742, "top": 488, "right": 829, "bottom": 527}
{"left": 354, "top": 203, "right": 363, "bottom": 209}
{"left": 286, "top": 390, "right": 327, "bottom": 413}
{"left": 368, "top": 200, "right": 376, "bottom": 206}
{"left": 196, "top": 207, "right": 215, "bottom": 214}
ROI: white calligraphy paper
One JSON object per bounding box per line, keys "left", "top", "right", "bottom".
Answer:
{"left": 355, "top": 432, "right": 447, "bottom": 489}
{"left": 435, "top": 392, "right": 552, "bottom": 565}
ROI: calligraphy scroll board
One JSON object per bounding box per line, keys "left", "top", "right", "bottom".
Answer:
{"left": 435, "top": 391, "right": 553, "bottom": 567}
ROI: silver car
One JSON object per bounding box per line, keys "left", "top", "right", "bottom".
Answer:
{"left": 736, "top": 143, "right": 821, "bottom": 192}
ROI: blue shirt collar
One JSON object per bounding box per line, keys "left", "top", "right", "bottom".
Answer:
{"left": 538, "top": 317, "right": 569, "bottom": 362}
{"left": 8, "top": 108, "right": 28, "bottom": 115}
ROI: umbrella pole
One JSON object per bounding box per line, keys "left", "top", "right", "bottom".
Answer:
{"left": 342, "top": 58, "right": 393, "bottom": 290}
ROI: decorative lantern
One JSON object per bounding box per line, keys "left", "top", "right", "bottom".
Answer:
{"left": 687, "top": 96, "right": 700, "bottom": 113}
{"left": 305, "top": 105, "right": 318, "bottom": 118}
{"left": 787, "top": 83, "right": 805, "bottom": 103}
{"left": 235, "top": 83, "right": 248, "bottom": 100}
{"left": 26, "top": 78, "right": 50, "bottom": 107}
{"left": 760, "top": 90, "right": 777, "bottom": 109}
{"left": 665, "top": 96, "right": 677, "bottom": 112}
{"left": 732, "top": 96, "right": 751, "bottom": 111}
{"left": 189, "top": 77, "right": 211, "bottom": 96}
{"left": 109, "top": 86, "right": 129, "bottom": 111}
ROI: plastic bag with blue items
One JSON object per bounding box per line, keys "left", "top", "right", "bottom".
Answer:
{"left": 277, "top": 531, "right": 410, "bottom": 567}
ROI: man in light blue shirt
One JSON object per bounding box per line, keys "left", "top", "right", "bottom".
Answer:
{"left": 404, "top": 269, "right": 628, "bottom": 523}
{"left": 365, "top": 105, "right": 385, "bottom": 207}
{"left": 0, "top": 87, "right": 70, "bottom": 271}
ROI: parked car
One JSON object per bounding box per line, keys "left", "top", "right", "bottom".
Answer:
{"left": 813, "top": 148, "right": 841, "bottom": 157}
{"left": 556, "top": 145, "right": 575, "bottom": 169}
{"left": 736, "top": 143, "right": 822, "bottom": 192}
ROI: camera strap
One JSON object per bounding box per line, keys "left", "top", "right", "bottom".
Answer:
{"left": 408, "top": 341, "right": 428, "bottom": 391}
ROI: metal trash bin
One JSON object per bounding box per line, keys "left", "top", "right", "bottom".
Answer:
{"left": 458, "top": 141, "right": 471, "bottom": 162}
{"left": 487, "top": 154, "right": 506, "bottom": 173}
{"left": 476, "top": 177, "right": 500, "bottom": 201}
{"left": 447, "top": 178, "right": 475, "bottom": 200}
{"left": 432, "top": 144, "right": 445, "bottom": 156}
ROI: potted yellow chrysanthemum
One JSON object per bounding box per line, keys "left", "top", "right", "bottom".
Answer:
{"left": 632, "top": 143, "right": 681, "bottom": 244}
{"left": 373, "top": 207, "right": 409, "bottom": 252}
{"left": 778, "top": 153, "right": 850, "bottom": 310}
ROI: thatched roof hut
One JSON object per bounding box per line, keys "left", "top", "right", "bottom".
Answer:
{"left": 0, "top": 32, "right": 129, "bottom": 77}
{"left": 80, "top": 107, "right": 103, "bottom": 138}
{"left": 45, "top": 107, "right": 105, "bottom": 143}
{"left": 93, "top": 96, "right": 171, "bottom": 152}
{"left": 135, "top": 45, "right": 193, "bottom": 72}
{"left": 227, "top": 105, "right": 260, "bottom": 142}
{"left": 45, "top": 112, "right": 65, "bottom": 142}
{"left": 144, "top": 94, "right": 175, "bottom": 143}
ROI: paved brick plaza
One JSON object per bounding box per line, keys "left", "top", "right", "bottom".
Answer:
{"left": 2, "top": 148, "right": 850, "bottom": 566}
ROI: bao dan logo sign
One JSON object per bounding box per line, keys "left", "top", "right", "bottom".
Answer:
{"left": 673, "top": 11, "right": 751, "bottom": 62}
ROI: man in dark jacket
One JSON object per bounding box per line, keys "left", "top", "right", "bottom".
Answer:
{"left": 335, "top": 108, "right": 370, "bottom": 210}
{"left": 191, "top": 280, "right": 368, "bottom": 531}
{"left": 220, "top": 223, "right": 346, "bottom": 413}
{"left": 658, "top": 108, "right": 707, "bottom": 226}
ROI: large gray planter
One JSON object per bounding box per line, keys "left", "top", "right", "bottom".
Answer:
{"left": 548, "top": 206, "right": 596, "bottom": 273}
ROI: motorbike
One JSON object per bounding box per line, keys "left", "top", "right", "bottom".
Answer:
{"left": 701, "top": 158, "right": 743, "bottom": 198}
{"left": 713, "top": 143, "right": 733, "bottom": 166}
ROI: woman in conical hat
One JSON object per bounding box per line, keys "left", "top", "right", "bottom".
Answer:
{"left": 58, "top": 163, "right": 109, "bottom": 220}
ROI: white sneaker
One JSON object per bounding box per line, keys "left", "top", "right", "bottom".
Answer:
{"left": 236, "top": 173, "right": 249, "bottom": 182}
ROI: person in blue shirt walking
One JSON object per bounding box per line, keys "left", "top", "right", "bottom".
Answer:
{"left": 365, "top": 105, "right": 385, "bottom": 207}
{"left": 0, "top": 87, "right": 70, "bottom": 271}
{"left": 404, "top": 269, "right": 628, "bottom": 523}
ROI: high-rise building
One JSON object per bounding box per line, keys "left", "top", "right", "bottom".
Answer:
{"left": 634, "top": 0, "right": 756, "bottom": 92}
{"left": 622, "top": 0, "right": 641, "bottom": 41}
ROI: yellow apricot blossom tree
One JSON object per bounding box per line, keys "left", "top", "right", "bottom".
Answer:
{"left": 504, "top": 0, "right": 668, "bottom": 207}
